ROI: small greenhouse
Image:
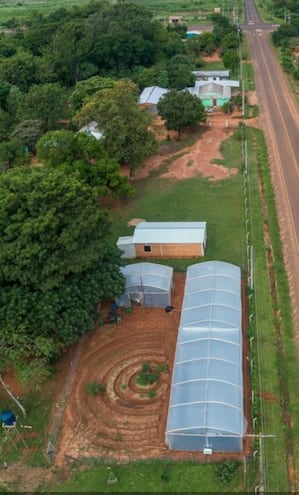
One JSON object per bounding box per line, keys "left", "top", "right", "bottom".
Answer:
{"left": 165, "top": 261, "right": 246, "bottom": 453}
{"left": 115, "top": 262, "right": 173, "bottom": 308}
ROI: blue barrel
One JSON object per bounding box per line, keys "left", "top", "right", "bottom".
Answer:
{"left": 0, "top": 410, "right": 16, "bottom": 426}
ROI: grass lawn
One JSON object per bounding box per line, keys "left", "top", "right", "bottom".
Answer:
{"left": 0, "top": 388, "right": 53, "bottom": 467}
{"left": 50, "top": 460, "right": 242, "bottom": 492}
{"left": 48, "top": 122, "right": 299, "bottom": 493}
{"left": 0, "top": 0, "right": 92, "bottom": 25}
{"left": 111, "top": 130, "right": 244, "bottom": 271}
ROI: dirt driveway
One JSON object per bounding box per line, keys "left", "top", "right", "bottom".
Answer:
{"left": 136, "top": 112, "right": 241, "bottom": 181}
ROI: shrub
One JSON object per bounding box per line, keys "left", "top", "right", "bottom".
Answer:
{"left": 146, "top": 390, "right": 157, "bottom": 398}
{"left": 214, "top": 461, "right": 240, "bottom": 484}
{"left": 86, "top": 381, "right": 106, "bottom": 395}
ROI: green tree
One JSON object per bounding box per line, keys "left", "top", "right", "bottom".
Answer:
{"left": 17, "top": 83, "right": 68, "bottom": 131}
{"left": 0, "top": 249, "right": 125, "bottom": 385}
{"left": 0, "top": 50, "right": 37, "bottom": 92}
{"left": 197, "top": 32, "right": 216, "bottom": 56}
{"left": 0, "top": 138, "right": 30, "bottom": 172}
{"left": 37, "top": 130, "right": 133, "bottom": 197}
{"left": 157, "top": 89, "right": 206, "bottom": 139}
{"left": 167, "top": 54, "right": 195, "bottom": 89}
{"left": 70, "top": 76, "right": 116, "bottom": 112}
{"left": 74, "top": 80, "right": 157, "bottom": 175}
{"left": 220, "top": 32, "right": 239, "bottom": 55}
{"left": 10, "top": 119, "right": 43, "bottom": 151}
{"left": 0, "top": 167, "right": 112, "bottom": 290}
{"left": 0, "top": 166, "right": 125, "bottom": 385}
{"left": 223, "top": 49, "right": 240, "bottom": 74}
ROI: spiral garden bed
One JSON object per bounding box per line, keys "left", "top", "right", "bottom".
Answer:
{"left": 55, "top": 272, "right": 251, "bottom": 465}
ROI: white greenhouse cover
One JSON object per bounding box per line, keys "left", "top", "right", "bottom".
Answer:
{"left": 115, "top": 262, "right": 174, "bottom": 308}
{"left": 121, "top": 262, "right": 173, "bottom": 292}
{"left": 166, "top": 261, "right": 246, "bottom": 451}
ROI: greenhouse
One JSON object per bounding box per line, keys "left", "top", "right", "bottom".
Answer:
{"left": 115, "top": 262, "right": 173, "bottom": 308}
{"left": 165, "top": 261, "right": 246, "bottom": 453}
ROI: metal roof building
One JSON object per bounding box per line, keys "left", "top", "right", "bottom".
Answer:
{"left": 132, "top": 222, "right": 207, "bottom": 258}
{"left": 165, "top": 261, "right": 246, "bottom": 453}
{"left": 192, "top": 70, "right": 230, "bottom": 80}
{"left": 133, "top": 222, "right": 206, "bottom": 245}
{"left": 138, "top": 86, "right": 168, "bottom": 106}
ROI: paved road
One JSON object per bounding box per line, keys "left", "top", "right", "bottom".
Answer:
{"left": 243, "top": 0, "right": 299, "bottom": 342}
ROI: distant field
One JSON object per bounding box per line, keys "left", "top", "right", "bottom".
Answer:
{"left": 0, "top": 0, "right": 241, "bottom": 26}
{"left": 0, "top": 0, "right": 92, "bottom": 25}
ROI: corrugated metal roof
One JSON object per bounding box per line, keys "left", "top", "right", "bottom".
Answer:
{"left": 192, "top": 70, "right": 230, "bottom": 77}
{"left": 194, "top": 80, "right": 239, "bottom": 89}
{"left": 138, "top": 86, "right": 168, "bottom": 105}
{"left": 79, "top": 121, "right": 103, "bottom": 140}
{"left": 133, "top": 221, "right": 206, "bottom": 244}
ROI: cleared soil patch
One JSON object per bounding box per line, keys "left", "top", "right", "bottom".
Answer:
{"left": 56, "top": 273, "right": 251, "bottom": 465}
{"left": 55, "top": 273, "right": 184, "bottom": 464}
{"left": 136, "top": 113, "right": 241, "bottom": 181}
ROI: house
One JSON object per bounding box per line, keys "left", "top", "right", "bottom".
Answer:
{"left": 138, "top": 86, "right": 168, "bottom": 113}
{"left": 139, "top": 79, "right": 239, "bottom": 111}
{"left": 187, "top": 80, "right": 240, "bottom": 108}
{"left": 79, "top": 121, "right": 103, "bottom": 140}
{"left": 168, "top": 15, "right": 183, "bottom": 25}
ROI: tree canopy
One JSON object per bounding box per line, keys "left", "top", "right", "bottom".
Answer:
{"left": 157, "top": 89, "right": 206, "bottom": 139}
{"left": 36, "top": 129, "right": 133, "bottom": 197}
{"left": 0, "top": 166, "right": 125, "bottom": 384}
{"left": 0, "top": 166, "right": 112, "bottom": 290}
{"left": 74, "top": 79, "right": 157, "bottom": 174}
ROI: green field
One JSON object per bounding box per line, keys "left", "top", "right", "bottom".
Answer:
{"left": 0, "top": 0, "right": 92, "bottom": 25}
{"left": 0, "top": 0, "right": 242, "bottom": 26}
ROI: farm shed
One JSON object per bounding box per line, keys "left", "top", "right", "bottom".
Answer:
{"left": 115, "top": 262, "right": 173, "bottom": 308}
{"left": 132, "top": 221, "right": 207, "bottom": 258}
{"left": 165, "top": 261, "right": 246, "bottom": 453}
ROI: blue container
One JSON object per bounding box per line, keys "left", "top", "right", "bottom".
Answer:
{"left": 0, "top": 410, "right": 16, "bottom": 426}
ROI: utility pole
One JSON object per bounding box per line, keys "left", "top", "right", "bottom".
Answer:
{"left": 258, "top": 432, "right": 265, "bottom": 494}
{"left": 0, "top": 374, "right": 26, "bottom": 417}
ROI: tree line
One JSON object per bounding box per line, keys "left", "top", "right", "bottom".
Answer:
{"left": 0, "top": 2, "right": 240, "bottom": 386}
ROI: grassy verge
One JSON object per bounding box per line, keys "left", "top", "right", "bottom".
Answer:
{"left": 48, "top": 459, "right": 243, "bottom": 492}
{"left": 245, "top": 125, "right": 299, "bottom": 492}
{"left": 0, "top": 388, "right": 53, "bottom": 467}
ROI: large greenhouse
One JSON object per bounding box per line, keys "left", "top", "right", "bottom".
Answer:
{"left": 165, "top": 261, "right": 246, "bottom": 453}
{"left": 115, "top": 262, "right": 173, "bottom": 308}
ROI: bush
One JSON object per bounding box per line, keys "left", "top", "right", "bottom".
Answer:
{"left": 214, "top": 461, "right": 240, "bottom": 484}
{"left": 136, "top": 362, "right": 168, "bottom": 386}
{"left": 146, "top": 390, "right": 157, "bottom": 398}
{"left": 86, "top": 381, "right": 106, "bottom": 395}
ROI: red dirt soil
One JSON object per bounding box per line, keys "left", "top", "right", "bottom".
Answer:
{"left": 56, "top": 273, "right": 251, "bottom": 465}
{"left": 136, "top": 112, "right": 241, "bottom": 181}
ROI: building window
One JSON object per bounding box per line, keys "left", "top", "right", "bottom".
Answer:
{"left": 144, "top": 245, "right": 151, "bottom": 252}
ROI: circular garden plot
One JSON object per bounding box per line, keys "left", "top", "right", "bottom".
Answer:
{"left": 56, "top": 274, "right": 184, "bottom": 464}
